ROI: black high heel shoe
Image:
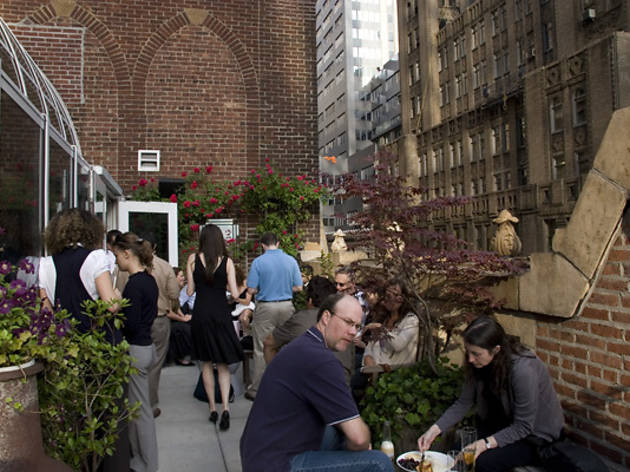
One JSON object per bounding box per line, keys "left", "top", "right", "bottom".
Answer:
{"left": 219, "top": 410, "right": 230, "bottom": 430}
{"left": 209, "top": 410, "right": 218, "bottom": 423}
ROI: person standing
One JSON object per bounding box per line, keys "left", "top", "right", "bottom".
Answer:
{"left": 187, "top": 224, "right": 244, "bottom": 430}
{"left": 240, "top": 293, "right": 393, "bottom": 472}
{"left": 112, "top": 233, "right": 159, "bottom": 472}
{"left": 144, "top": 235, "right": 180, "bottom": 418}
{"left": 244, "top": 232, "right": 302, "bottom": 400}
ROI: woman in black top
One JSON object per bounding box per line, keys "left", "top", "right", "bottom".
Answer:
{"left": 113, "top": 233, "right": 159, "bottom": 472}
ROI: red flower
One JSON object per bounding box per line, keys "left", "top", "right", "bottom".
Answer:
{"left": 215, "top": 207, "right": 223, "bottom": 214}
{"left": 250, "top": 169, "right": 256, "bottom": 174}
{"left": 181, "top": 171, "right": 188, "bottom": 177}
{"left": 184, "top": 213, "right": 190, "bottom": 218}
{"left": 224, "top": 191, "right": 229, "bottom": 196}
{"left": 132, "top": 185, "right": 137, "bottom": 191}
{"left": 249, "top": 185, "right": 255, "bottom": 190}
{"left": 190, "top": 224, "right": 200, "bottom": 232}
{"left": 226, "top": 238, "right": 235, "bottom": 244}
{"left": 210, "top": 197, "right": 218, "bottom": 204}
{"left": 253, "top": 242, "right": 259, "bottom": 250}
{"left": 169, "top": 194, "right": 177, "bottom": 202}
{"left": 150, "top": 177, "right": 155, "bottom": 182}
{"left": 206, "top": 165, "right": 213, "bottom": 174}
{"left": 265, "top": 158, "right": 270, "bottom": 162}
{"left": 281, "top": 183, "right": 288, "bottom": 188}
{"left": 289, "top": 187, "right": 294, "bottom": 192}
{"left": 294, "top": 233, "right": 299, "bottom": 238}
{"left": 192, "top": 200, "right": 200, "bottom": 207}
{"left": 138, "top": 178, "right": 148, "bottom": 187}
{"left": 256, "top": 174, "right": 261, "bottom": 179}
{"left": 268, "top": 169, "right": 273, "bottom": 175}
{"left": 234, "top": 180, "right": 241, "bottom": 186}
{"left": 205, "top": 213, "right": 212, "bottom": 218}
{"left": 299, "top": 195, "right": 304, "bottom": 201}
{"left": 314, "top": 186, "right": 320, "bottom": 193}
{"left": 282, "top": 230, "right": 287, "bottom": 235}
{"left": 297, "top": 175, "right": 304, "bottom": 181}
{"left": 191, "top": 181, "right": 198, "bottom": 189}
{"left": 193, "top": 167, "right": 200, "bottom": 174}
{"left": 183, "top": 200, "right": 191, "bottom": 208}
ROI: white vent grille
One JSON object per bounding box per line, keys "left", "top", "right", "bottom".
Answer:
{"left": 138, "top": 150, "right": 160, "bottom": 172}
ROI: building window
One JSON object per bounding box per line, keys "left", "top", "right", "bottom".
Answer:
{"left": 457, "top": 140, "right": 463, "bottom": 166}
{"left": 478, "top": 132, "right": 486, "bottom": 160}
{"left": 550, "top": 96, "right": 563, "bottom": 133}
{"left": 438, "top": 50, "right": 443, "bottom": 72}
{"left": 470, "top": 135, "right": 477, "bottom": 162}
{"left": 493, "top": 53, "right": 501, "bottom": 79}
{"left": 479, "top": 21, "right": 485, "bottom": 44}
{"left": 491, "top": 126, "right": 500, "bottom": 155}
{"left": 572, "top": 87, "right": 587, "bottom": 126}
{"left": 473, "top": 64, "right": 481, "bottom": 89}
{"left": 543, "top": 22, "right": 554, "bottom": 52}
{"left": 502, "top": 123, "right": 510, "bottom": 152}
{"left": 437, "top": 147, "right": 444, "bottom": 172}
{"left": 449, "top": 143, "right": 455, "bottom": 168}
{"left": 552, "top": 155, "right": 565, "bottom": 180}
{"left": 455, "top": 75, "right": 462, "bottom": 98}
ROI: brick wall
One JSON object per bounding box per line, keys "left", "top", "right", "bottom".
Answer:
{"left": 534, "top": 214, "right": 630, "bottom": 468}
{"left": 0, "top": 0, "right": 319, "bottom": 240}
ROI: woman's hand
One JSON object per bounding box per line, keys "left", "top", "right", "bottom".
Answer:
{"left": 470, "top": 437, "right": 496, "bottom": 459}
{"left": 363, "top": 322, "right": 382, "bottom": 332}
{"left": 417, "top": 424, "right": 441, "bottom": 452}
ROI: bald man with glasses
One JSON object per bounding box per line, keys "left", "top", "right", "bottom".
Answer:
{"left": 240, "top": 293, "right": 393, "bottom": 472}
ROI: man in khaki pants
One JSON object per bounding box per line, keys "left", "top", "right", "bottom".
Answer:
{"left": 243, "top": 232, "right": 302, "bottom": 400}
{"left": 146, "top": 238, "right": 179, "bottom": 417}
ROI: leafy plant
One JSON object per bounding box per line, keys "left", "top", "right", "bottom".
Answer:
{"left": 38, "top": 299, "right": 138, "bottom": 472}
{"left": 335, "top": 151, "right": 529, "bottom": 370}
{"left": 129, "top": 161, "right": 328, "bottom": 261}
{"left": 0, "top": 257, "right": 70, "bottom": 368}
{"left": 360, "top": 358, "right": 464, "bottom": 451}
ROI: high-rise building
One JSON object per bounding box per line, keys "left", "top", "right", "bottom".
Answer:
{"left": 396, "top": 0, "right": 630, "bottom": 254}
{"left": 316, "top": 0, "right": 399, "bottom": 233}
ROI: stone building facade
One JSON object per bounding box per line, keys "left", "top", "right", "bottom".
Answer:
{"left": 396, "top": 0, "right": 630, "bottom": 255}
{"left": 0, "top": 0, "right": 320, "bottom": 240}
{"left": 396, "top": 1, "right": 630, "bottom": 469}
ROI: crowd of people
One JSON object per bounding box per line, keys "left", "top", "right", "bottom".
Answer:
{"left": 37, "top": 208, "right": 567, "bottom": 472}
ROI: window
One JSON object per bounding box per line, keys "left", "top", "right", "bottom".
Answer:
{"left": 473, "top": 63, "right": 481, "bottom": 89}
{"left": 138, "top": 150, "right": 160, "bottom": 172}
{"left": 449, "top": 143, "right": 455, "bottom": 168}
{"left": 517, "top": 40, "right": 523, "bottom": 66}
{"left": 543, "top": 22, "right": 554, "bottom": 52}
{"left": 502, "top": 123, "right": 510, "bottom": 152}
{"left": 479, "top": 21, "right": 485, "bottom": 45}
{"left": 478, "top": 132, "right": 486, "bottom": 160}
{"left": 457, "top": 140, "right": 463, "bottom": 166}
{"left": 572, "top": 87, "right": 586, "bottom": 126}
{"left": 493, "top": 53, "right": 501, "bottom": 79}
{"left": 438, "top": 50, "right": 443, "bottom": 72}
{"left": 455, "top": 76, "right": 462, "bottom": 98}
{"left": 491, "top": 126, "right": 500, "bottom": 155}
{"left": 550, "top": 96, "right": 563, "bottom": 133}
{"left": 552, "top": 155, "right": 565, "bottom": 180}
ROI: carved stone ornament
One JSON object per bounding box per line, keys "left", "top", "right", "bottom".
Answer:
{"left": 490, "top": 209, "right": 522, "bottom": 256}
{"left": 546, "top": 66, "right": 561, "bottom": 87}
{"left": 330, "top": 229, "right": 348, "bottom": 253}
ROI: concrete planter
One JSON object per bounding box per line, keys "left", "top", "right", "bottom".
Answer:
{"left": 0, "top": 360, "right": 71, "bottom": 472}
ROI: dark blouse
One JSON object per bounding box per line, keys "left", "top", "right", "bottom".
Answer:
{"left": 121, "top": 270, "right": 158, "bottom": 346}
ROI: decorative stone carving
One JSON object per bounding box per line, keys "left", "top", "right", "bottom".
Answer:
{"left": 330, "top": 229, "right": 348, "bottom": 253}
{"left": 490, "top": 209, "right": 522, "bottom": 256}
{"left": 574, "top": 126, "right": 587, "bottom": 146}
{"left": 551, "top": 133, "right": 564, "bottom": 153}
{"left": 568, "top": 54, "right": 585, "bottom": 77}
{"left": 546, "top": 65, "right": 561, "bottom": 87}
{"left": 50, "top": 0, "right": 76, "bottom": 17}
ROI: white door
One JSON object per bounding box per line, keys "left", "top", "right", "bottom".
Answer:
{"left": 117, "top": 201, "right": 179, "bottom": 267}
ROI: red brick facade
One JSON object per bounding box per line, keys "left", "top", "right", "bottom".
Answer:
{"left": 535, "top": 213, "right": 630, "bottom": 468}
{"left": 0, "top": 0, "right": 319, "bottom": 240}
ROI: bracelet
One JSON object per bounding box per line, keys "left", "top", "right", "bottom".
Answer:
{"left": 484, "top": 438, "right": 492, "bottom": 450}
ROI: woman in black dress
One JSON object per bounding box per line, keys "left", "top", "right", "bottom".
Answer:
{"left": 186, "top": 224, "right": 244, "bottom": 430}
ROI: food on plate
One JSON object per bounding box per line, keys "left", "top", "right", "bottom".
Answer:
{"left": 397, "top": 453, "right": 434, "bottom": 472}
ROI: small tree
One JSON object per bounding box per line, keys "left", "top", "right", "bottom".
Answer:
{"left": 335, "top": 151, "right": 528, "bottom": 371}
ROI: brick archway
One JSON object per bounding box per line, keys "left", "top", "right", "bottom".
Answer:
{"left": 26, "top": 2, "right": 130, "bottom": 90}
{"left": 132, "top": 10, "right": 260, "bottom": 166}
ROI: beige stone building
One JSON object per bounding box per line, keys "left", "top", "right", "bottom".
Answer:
{"left": 396, "top": 0, "right": 630, "bottom": 254}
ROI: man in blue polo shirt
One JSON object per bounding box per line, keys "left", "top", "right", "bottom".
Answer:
{"left": 244, "top": 232, "right": 302, "bottom": 400}
{"left": 240, "top": 293, "right": 393, "bottom": 472}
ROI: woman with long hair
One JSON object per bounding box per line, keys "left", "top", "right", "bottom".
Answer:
{"left": 417, "top": 316, "right": 564, "bottom": 472}
{"left": 361, "top": 280, "right": 419, "bottom": 370}
{"left": 186, "top": 224, "right": 244, "bottom": 430}
{"left": 112, "top": 232, "right": 159, "bottom": 472}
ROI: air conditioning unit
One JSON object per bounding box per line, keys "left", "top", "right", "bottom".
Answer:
{"left": 583, "top": 8, "right": 596, "bottom": 22}
{"left": 528, "top": 46, "right": 536, "bottom": 60}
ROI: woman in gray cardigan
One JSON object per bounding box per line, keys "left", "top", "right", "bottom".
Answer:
{"left": 417, "top": 316, "right": 564, "bottom": 472}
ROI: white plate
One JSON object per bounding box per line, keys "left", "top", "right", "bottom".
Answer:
{"left": 396, "top": 450, "right": 453, "bottom": 472}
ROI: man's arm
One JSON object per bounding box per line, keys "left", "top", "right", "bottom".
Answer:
{"left": 336, "top": 417, "right": 371, "bottom": 451}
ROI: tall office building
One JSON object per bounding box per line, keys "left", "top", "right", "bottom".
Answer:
{"left": 316, "top": 0, "right": 399, "bottom": 233}
{"left": 396, "top": 0, "right": 630, "bottom": 254}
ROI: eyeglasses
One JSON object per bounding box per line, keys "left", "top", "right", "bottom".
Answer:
{"left": 331, "top": 312, "right": 362, "bottom": 331}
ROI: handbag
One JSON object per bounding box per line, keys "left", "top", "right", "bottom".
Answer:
{"left": 193, "top": 370, "right": 234, "bottom": 403}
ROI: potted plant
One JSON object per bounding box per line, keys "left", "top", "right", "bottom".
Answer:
{"left": 0, "top": 256, "right": 73, "bottom": 471}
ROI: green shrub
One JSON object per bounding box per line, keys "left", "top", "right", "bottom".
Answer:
{"left": 360, "top": 358, "right": 464, "bottom": 452}
{"left": 38, "top": 299, "right": 138, "bottom": 472}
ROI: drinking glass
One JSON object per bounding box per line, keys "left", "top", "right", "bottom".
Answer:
{"left": 447, "top": 450, "right": 463, "bottom": 472}
{"left": 458, "top": 427, "right": 476, "bottom": 472}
